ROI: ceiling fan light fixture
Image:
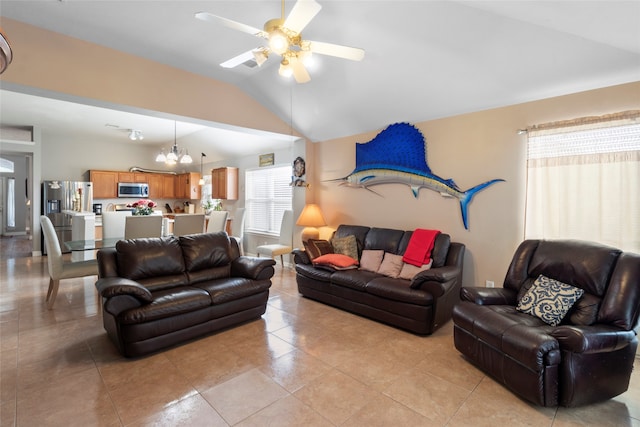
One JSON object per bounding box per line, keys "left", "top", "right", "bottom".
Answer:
{"left": 269, "top": 28, "right": 289, "bottom": 55}
{"left": 253, "top": 49, "right": 269, "bottom": 66}
{"left": 279, "top": 58, "right": 293, "bottom": 78}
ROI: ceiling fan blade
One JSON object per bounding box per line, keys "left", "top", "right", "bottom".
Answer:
{"left": 284, "top": 0, "right": 322, "bottom": 34}
{"left": 291, "top": 57, "right": 311, "bottom": 84}
{"left": 195, "top": 12, "right": 265, "bottom": 38}
{"left": 308, "top": 40, "right": 365, "bottom": 61}
{"left": 220, "top": 49, "right": 260, "bottom": 68}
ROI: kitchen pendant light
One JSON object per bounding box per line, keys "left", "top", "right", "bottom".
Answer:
{"left": 198, "top": 153, "right": 206, "bottom": 185}
{"left": 156, "top": 121, "right": 193, "bottom": 165}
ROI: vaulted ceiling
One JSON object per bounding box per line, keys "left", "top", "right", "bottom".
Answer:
{"left": 1, "top": 1, "right": 639, "bottom": 158}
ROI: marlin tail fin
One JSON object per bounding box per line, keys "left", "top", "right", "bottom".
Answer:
{"left": 459, "top": 179, "right": 505, "bottom": 229}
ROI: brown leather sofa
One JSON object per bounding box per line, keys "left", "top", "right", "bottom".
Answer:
{"left": 453, "top": 239, "right": 640, "bottom": 407}
{"left": 293, "top": 225, "right": 465, "bottom": 335}
{"left": 95, "top": 232, "right": 276, "bottom": 357}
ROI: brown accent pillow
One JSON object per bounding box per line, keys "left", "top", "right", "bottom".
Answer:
{"left": 360, "top": 249, "right": 384, "bottom": 272}
{"left": 304, "top": 239, "right": 333, "bottom": 261}
{"left": 377, "top": 253, "right": 404, "bottom": 278}
{"left": 331, "top": 235, "right": 359, "bottom": 260}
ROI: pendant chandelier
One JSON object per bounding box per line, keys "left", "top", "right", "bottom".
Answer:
{"left": 155, "top": 121, "right": 193, "bottom": 165}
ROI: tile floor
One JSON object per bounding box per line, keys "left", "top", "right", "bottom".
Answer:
{"left": 1, "top": 253, "right": 639, "bottom": 426}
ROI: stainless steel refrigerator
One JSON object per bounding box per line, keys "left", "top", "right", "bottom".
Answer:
{"left": 42, "top": 180, "right": 93, "bottom": 254}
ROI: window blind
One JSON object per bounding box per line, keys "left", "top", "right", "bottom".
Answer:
{"left": 245, "top": 165, "right": 292, "bottom": 234}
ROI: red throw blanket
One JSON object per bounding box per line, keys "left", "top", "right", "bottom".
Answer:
{"left": 402, "top": 229, "right": 440, "bottom": 267}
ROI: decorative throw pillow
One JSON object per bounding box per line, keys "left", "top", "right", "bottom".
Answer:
{"left": 377, "top": 253, "right": 404, "bottom": 278}
{"left": 331, "top": 235, "right": 359, "bottom": 261}
{"left": 312, "top": 253, "right": 359, "bottom": 271}
{"left": 360, "top": 249, "right": 384, "bottom": 272}
{"left": 398, "top": 260, "right": 433, "bottom": 280}
{"left": 516, "top": 275, "right": 584, "bottom": 326}
{"left": 303, "top": 239, "right": 333, "bottom": 261}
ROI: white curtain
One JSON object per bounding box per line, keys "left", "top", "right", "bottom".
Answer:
{"left": 525, "top": 112, "right": 640, "bottom": 254}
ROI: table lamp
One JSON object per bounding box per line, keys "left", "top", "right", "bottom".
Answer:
{"left": 296, "top": 204, "right": 327, "bottom": 242}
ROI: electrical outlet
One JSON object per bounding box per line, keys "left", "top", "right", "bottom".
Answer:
{"left": 486, "top": 280, "right": 495, "bottom": 288}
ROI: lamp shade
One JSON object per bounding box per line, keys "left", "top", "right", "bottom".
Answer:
{"left": 296, "top": 204, "right": 326, "bottom": 242}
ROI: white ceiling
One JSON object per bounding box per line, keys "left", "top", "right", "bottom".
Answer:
{"left": 1, "top": 1, "right": 639, "bottom": 160}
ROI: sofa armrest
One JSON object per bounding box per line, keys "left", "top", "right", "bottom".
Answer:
{"left": 292, "top": 249, "right": 311, "bottom": 265}
{"left": 95, "top": 277, "right": 153, "bottom": 303}
{"left": 459, "top": 286, "right": 518, "bottom": 305}
{"left": 231, "top": 256, "right": 277, "bottom": 280}
{"left": 550, "top": 325, "right": 637, "bottom": 354}
{"left": 410, "top": 266, "right": 458, "bottom": 288}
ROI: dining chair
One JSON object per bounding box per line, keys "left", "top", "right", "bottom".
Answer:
{"left": 256, "top": 210, "right": 293, "bottom": 267}
{"left": 230, "top": 208, "right": 246, "bottom": 255}
{"left": 124, "top": 215, "right": 163, "bottom": 239}
{"left": 102, "top": 211, "right": 131, "bottom": 239}
{"left": 173, "top": 214, "right": 206, "bottom": 236}
{"left": 206, "top": 211, "right": 229, "bottom": 233}
{"left": 40, "top": 215, "right": 98, "bottom": 309}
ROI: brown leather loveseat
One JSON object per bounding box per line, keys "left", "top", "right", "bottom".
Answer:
{"left": 453, "top": 239, "right": 640, "bottom": 407}
{"left": 293, "top": 225, "right": 465, "bottom": 335}
{"left": 96, "top": 232, "right": 276, "bottom": 357}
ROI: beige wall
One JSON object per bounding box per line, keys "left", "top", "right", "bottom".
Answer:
{"left": 313, "top": 82, "right": 640, "bottom": 287}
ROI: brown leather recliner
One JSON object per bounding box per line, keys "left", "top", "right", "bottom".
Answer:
{"left": 453, "top": 239, "right": 640, "bottom": 407}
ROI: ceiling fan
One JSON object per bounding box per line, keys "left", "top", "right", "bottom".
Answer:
{"left": 195, "top": 0, "right": 365, "bottom": 84}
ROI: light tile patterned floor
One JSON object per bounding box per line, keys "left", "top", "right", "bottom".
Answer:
{"left": 1, "top": 254, "right": 639, "bottom": 426}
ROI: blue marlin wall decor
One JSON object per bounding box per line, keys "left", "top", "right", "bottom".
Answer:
{"left": 333, "top": 122, "right": 504, "bottom": 230}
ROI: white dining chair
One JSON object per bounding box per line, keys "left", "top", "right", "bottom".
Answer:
{"left": 40, "top": 216, "right": 98, "bottom": 309}
{"left": 101, "top": 211, "right": 131, "bottom": 239}
{"left": 230, "top": 208, "right": 246, "bottom": 255}
{"left": 256, "top": 210, "right": 293, "bottom": 267}
{"left": 124, "top": 215, "right": 163, "bottom": 239}
{"left": 173, "top": 214, "right": 206, "bottom": 236}
{"left": 206, "top": 211, "right": 229, "bottom": 233}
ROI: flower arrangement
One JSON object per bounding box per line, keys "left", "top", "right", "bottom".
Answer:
{"left": 128, "top": 199, "right": 156, "bottom": 216}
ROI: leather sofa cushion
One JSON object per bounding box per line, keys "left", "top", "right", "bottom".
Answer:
{"left": 528, "top": 240, "right": 621, "bottom": 296}
{"left": 365, "top": 277, "right": 433, "bottom": 306}
{"left": 296, "top": 263, "right": 334, "bottom": 282}
{"left": 187, "top": 265, "right": 232, "bottom": 285}
{"left": 193, "top": 277, "right": 271, "bottom": 304}
{"left": 180, "top": 232, "right": 232, "bottom": 272}
{"left": 331, "top": 269, "right": 380, "bottom": 291}
{"left": 116, "top": 237, "right": 185, "bottom": 281}
{"left": 363, "top": 228, "right": 405, "bottom": 253}
{"left": 119, "top": 287, "right": 211, "bottom": 324}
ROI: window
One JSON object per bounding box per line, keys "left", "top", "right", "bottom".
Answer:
{"left": 245, "top": 165, "right": 292, "bottom": 234}
{"left": 525, "top": 111, "right": 640, "bottom": 253}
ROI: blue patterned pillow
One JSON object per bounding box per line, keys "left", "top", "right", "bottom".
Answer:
{"left": 516, "top": 275, "right": 584, "bottom": 326}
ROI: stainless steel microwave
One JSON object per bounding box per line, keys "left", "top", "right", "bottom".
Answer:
{"left": 117, "top": 182, "right": 149, "bottom": 198}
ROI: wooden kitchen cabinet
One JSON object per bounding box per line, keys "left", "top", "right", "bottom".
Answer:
{"left": 90, "top": 170, "right": 118, "bottom": 199}
{"left": 146, "top": 174, "right": 163, "bottom": 198}
{"left": 162, "top": 175, "right": 176, "bottom": 199}
{"left": 118, "top": 172, "right": 135, "bottom": 182}
{"left": 212, "top": 167, "right": 238, "bottom": 200}
{"left": 175, "top": 173, "right": 201, "bottom": 200}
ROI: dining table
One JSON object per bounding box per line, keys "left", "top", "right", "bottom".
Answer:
{"left": 64, "top": 237, "right": 121, "bottom": 252}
